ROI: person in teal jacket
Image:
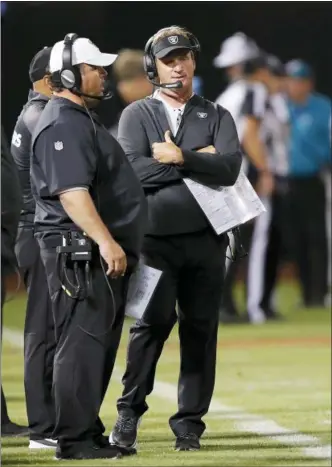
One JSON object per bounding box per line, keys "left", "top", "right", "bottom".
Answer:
{"left": 285, "top": 59, "right": 331, "bottom": 307}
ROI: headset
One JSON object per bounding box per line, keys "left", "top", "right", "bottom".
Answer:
{"left": 59, "top": 33, "right": 82, "bottom": 90}
{"left": 143, "top": 26, "right": 201, "bottom": 89}
{"left": 55, "top": 32, "right": 112, "bottom": 100}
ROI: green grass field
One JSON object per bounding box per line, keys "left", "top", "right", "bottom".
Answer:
{"left": 1, "top": 281, "right": 331, "bottom": 466}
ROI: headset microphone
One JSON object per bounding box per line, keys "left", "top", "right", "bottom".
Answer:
{"left": 73, "top": 86, "right": 113, "bottom": 101}
{"left": 149, "top": 80, "right": 183, "bottom": 89}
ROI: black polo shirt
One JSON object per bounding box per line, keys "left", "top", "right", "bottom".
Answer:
{"left": 11, "top": 90, "right": 49, "bottom": 223}
{"left": 118, "top": 94, "right": 242, "bottom": 236}
{"left": 31, "top": 96, "right": 147, "bottom": 262}
{"left": 1, "top": 126, "right": 22, "bottom": 272}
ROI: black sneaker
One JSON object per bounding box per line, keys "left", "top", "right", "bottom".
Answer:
{"left": 263, "top": 307, "right": 284, "bottom": 321}
{"left": 55, "top": 444, "right": 123, "bottom": 460}
{"left": 109, "top": 413, "right": 140, "bottom": 448}
{"left": 94, "top": 434, "right": 137, "bottom": 456}
{"left": 1, "top": 422, "right": 29, "bottom": 437}
{"left": 94, "top": 434, "right": 111, "bottom": 447}
{"left": 266, "top": 312, "right": 284, "bottom": 321}
{"left": 175, "top": 433, "right": 200, "bottom": 451}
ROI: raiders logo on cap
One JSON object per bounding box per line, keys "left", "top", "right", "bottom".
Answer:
{"left": 197, "top": 112, "right": 207, "bottom": 119}
{"left": 168, "top": 36, "right": 179, "bottom": 45}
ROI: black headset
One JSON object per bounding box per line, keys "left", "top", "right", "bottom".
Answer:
{"left": 59, "top": 33, "right": 82, "bottom": 90}
{"left": 143, "top": 26, "right": 201, "bottom": 81}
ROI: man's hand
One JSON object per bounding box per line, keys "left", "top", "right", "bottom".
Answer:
{"left": 58, "top": 190, "right": 127, "bottom": 279}
{"left": 152, "top": 131, "right": 184, "bottom": 165}
{"left": 99, "top": 238, "right": 127, "bottom": 279}
{"left": 257, "top": 171, "right": 275, "bottom": 197}
{"left": 197, "top": 145, "right": 217, "bottom": 154}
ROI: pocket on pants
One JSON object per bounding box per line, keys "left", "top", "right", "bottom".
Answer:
{"left": 38, "top": 248, "right": 62, "bottom": 300}
{"left": 15, "top": 228, "right": 39, "bottom": 269}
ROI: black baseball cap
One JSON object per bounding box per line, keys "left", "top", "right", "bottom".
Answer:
{"left": 153, "top": 35, "right": 193, "bottom": 59}
{"left": 29, "top": 46, "right": 52, "bottom": 83}
{"left": 244, "top": 50, "right": 269, "bottom": 75}
{"left": 266, "top": 55, "right": 286, "bottom": 77}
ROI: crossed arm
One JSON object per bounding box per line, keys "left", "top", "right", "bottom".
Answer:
{"left": 118, "top": 104, "right": 242, "bottom": 189}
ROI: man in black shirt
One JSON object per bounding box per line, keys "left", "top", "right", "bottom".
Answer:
{"left": 30, "top": 33, "right": 147, "bottom": 460}
{"left": 109, "top": 26, "right": 242, "bottom": 452}
{"left": 11, "top": 46, "right": 56, "bottom": 449}
{"left": 1, "top": 126, "right": 29, "bottom": 438}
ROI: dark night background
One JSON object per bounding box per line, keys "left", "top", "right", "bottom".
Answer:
{"left": 1, "top": 1, "right": 332, "bottom": 138}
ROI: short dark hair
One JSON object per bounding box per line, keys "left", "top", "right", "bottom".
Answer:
{"left": 266, "top": 55, "right": 286, "bottom": 77}
{"left": 244, "top": 54, "right": 268, "bottom": 76}
{"left": 48, "top": 72, "right": 65, "bottom": 93}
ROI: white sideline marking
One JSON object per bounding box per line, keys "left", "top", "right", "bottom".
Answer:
{"left": 3, "top": 328, "right": 24, "bottom": 348}
{"left": 3, "top": 327, "right": 331, "bottom": 460}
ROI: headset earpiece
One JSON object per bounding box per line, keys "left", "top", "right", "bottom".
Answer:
{"left": 143, "top": 35, "right": 158, "bottom": 81}
{"left": 60, "top": 33, "right": 81, "bottom": 90}
{"left": 188, "top": 32, "right": 201, "bottom": 57}
{"left": 60, "top": 69, "right": 76, "bottom": 89}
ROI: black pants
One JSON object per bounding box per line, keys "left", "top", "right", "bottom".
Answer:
{"left": 286, "top": 176, "right": 328, "bottom": 306}
{"left": 222, "top": 178, "right": 291, "bottom": 319}
{"left": 117, "top": 229, "right": 227, "bottom": 438}
{"left": 259, "top": 187, "right": 287, "bottom": 312}
{"left": 15, "top": 227, "right": 56, "bottom": 440}
{"left": 38, "top": 235, "right": 130, "bottom": 454}
{"left": 247, "top": 179, "right": 291, "bottom": 318}
{"left": 1, "top": 271, "right": 10, "bottom": 426}
{"left": 221, "top": 166, "right": 258, "bottom": 317}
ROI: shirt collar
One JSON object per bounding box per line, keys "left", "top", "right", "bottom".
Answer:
{"left": 28, "top": 89, "right": 50, "bottom": 102}
{"left": 153, "top": 88, "right": 194, "bottom": 112}
{"left": 49, "top": 96, "right": 101, "bottom": 124}
{"left": 51, "top": 95, "right": 90, "bottom": 114}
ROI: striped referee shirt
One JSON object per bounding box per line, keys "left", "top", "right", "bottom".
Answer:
{"left": 216, "top": 80, "right": 289, "bottom": 176}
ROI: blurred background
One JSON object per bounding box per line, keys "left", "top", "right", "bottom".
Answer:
{"left": 4, "top": 0, "right": 331, "bottom": 301}
{"left": 1, "top": 3, "right": 331, "bottom": 465}
{"left": 1, "top": 1, "right": 332, "bottom": 137}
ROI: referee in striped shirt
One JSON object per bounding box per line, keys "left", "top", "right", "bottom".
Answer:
{"left": 246, "top": 55, "right": 289, "bottom": 323}
{"left": 214, "top": 39, "right": 275, "bottom": 323}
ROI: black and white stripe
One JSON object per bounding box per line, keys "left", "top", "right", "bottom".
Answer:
{"left": 241, "top": 82, "right": 268, "bottom": 122}
{"left": 217, "top": 81, "right": 290, "bottom": 321}
{"left": 247, "top": 196, "right": 273, "bottom": 322}
{"left": 261, "top": 93, "right": 289, "bottom": 176}
{"left": 246, "top": 93, "right": 289, "bottom": 321}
